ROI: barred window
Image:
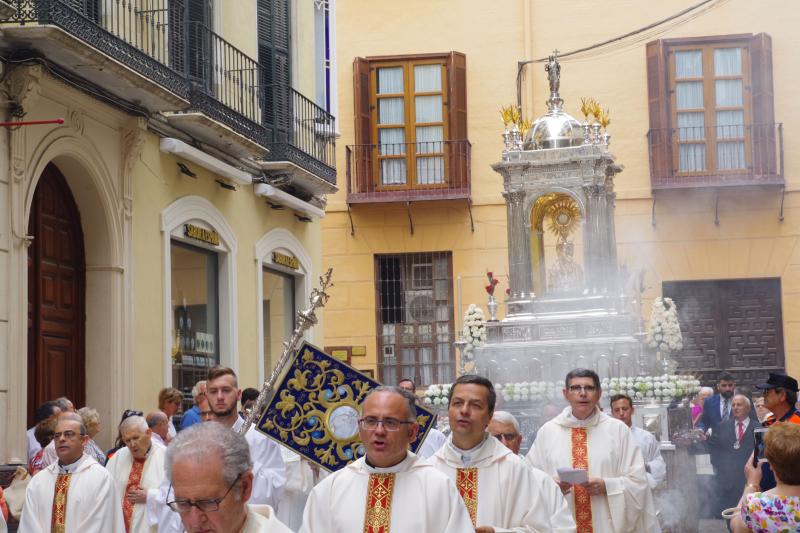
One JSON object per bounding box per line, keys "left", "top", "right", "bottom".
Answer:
{"left": 376, "top": 252, "right": 455, "bottom": 386}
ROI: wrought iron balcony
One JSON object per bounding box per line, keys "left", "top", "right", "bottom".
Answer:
{"left": 647, "top": 122, "right": 783, "bottom": 189}
{"left": 346, "top": 140, "right": 471, "bottom": 203}
{"left": 0, "top": 0, "right": 336, "bottom": 186}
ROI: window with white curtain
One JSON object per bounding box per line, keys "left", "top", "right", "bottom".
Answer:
{"left": 670, "top": 44, "right": 749, "bottom": 173}
{"left": 371, "top": 60, "right": 447, "bottom": 188}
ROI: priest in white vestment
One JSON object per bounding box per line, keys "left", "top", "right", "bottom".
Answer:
{"left": 106, "top": 416, "right": 166, "bottom": 533}
{"left": 610, "top": 394, "right": 667, "bottom": 489}
{"left": 527, "top": 369, "right": 660, "bottom": 533}
{"left": 300, "top": 386, "right": 473, "bottom": 533}
{"left": 276, "top": 447, "right": 319, "bottom": 530}
{"left": 19, "top": 414, "right": 124, "bottom": 532}
{"left": 147, "top": 367, "right": 287, "bottom": 532}
{"left": 165, "top": 422, "right": 292, "bottom": 533}
{"left": 429, "top": 376, "right": 576, "bottom": 533}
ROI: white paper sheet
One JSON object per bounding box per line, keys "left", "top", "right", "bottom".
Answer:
{"left": 557, "top": 467, "right": 588, "bottom": 484}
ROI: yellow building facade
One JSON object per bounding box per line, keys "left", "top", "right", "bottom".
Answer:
{"left": 323, "top": 0, "right": 799, "bottom": 387}
{"left": 0, "top": 0, "right": 337, "bottom": 462}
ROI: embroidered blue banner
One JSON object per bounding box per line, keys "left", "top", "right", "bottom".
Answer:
{"left": 256, "top": 342, "right": 436, "bottom": 471}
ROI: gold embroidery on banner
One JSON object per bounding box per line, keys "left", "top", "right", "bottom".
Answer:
{"left": 571, "top": 427, "right": 594, "bottom": 533}
{"left": 51, "top": 473, "right": 72, "bottom": 533}
{"left": 456, "top": 467, "right": 479, "bottom": 526}
{"left": 363, "top": 473, "right": 395, "bottom": 533}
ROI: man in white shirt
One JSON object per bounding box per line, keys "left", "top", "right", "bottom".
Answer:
{"left": 609, "top": 394, "right": 667, "bottom": 490}
{"left": 148, "top": 367, "right": 287, "bottom": 532}
{"left": 19, "top": 413, "right": 123, "bottom": 532}
{"left": 527, "top": 368, "right": 660, "bottom": 533}
{"left": 300, "top": 386, "right": 473, "bottom": 532}
{"left": 106, "top": 415, "right": 166, "bottom": 533}
{"left": 165, "top": 421, "right": 292, "bottom": 533}
{"left": 145, "top": 411, "right": 170, "bottom": 448}
{"left": 488, "top": 410, "right": 577, "bottom": 532}
{"left": 27, "top": 401, "right": 61, "bottom": 462}
{"left": 429, "top": 375, "right": 575, "bottom": 532}
{"left": 398, "top": 378, "right": 447, "bottom": 459}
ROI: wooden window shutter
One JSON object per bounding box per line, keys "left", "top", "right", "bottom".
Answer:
{"left": 446, "top": 52, "right": 468, "bottom": 186}
{"left": 646, "top": 40, "right": 672, "bottom": 185}
{"left": 353, "top": 57, "right": 372, "bottom": 190}
{"left": 750, "top": 33, "right": 776, "bottom": 177}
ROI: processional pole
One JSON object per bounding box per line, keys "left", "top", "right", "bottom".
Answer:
{"left": 239, "top": 268, "right": 334, "bottom": 436}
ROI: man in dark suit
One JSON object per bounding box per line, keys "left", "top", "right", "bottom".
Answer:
{"left": 700, "top": 372, "right": 736, "bottom": 430}
{"left": 706, "top": 394, "right": 759, "bottom": 515}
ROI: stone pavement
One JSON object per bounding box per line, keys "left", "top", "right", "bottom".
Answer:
{"left": 698, "top": 519, "right": 729, "bottom": 532}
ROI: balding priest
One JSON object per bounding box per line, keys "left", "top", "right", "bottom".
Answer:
{"left": 106, "top": 415, "right": 165, "bottom": 533}
{"left": 429, "top": 375, "right": 576, "bottom": 532}
{"left": 300, "top": 386, "right": 473, "bottom": 532}
{"left": 19, "top": 412, "right": 124, "bottom": 532}
{"left": 527, "top": 369, "right": 660, "bottom": 533}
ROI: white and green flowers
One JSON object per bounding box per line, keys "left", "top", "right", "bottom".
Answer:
{"left": 461, "top": 304, "right": 487, "bottom": 363}
{"left": 601, "top": 374, "right": 701, "bottom": 402}
{"left": 646, "top": 297, "right": 684, "bottom": 354}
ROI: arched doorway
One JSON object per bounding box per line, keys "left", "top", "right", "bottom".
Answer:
{"left": 27, "top": 163, "right": 86, "bottom": 426}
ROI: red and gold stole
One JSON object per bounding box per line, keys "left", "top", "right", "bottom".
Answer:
{"left": 363, "top": 473, "right": 395, "bottom": 533}
{"left": 456, "top": 467, "right": 478, "bottom": 526}
{"left": 122, "top": 457, "right": 146, "bottom": 533}
{"left": 51, "top": 473, "right": 72, "bottom": 533}
{"left": 571, "top": 427, "right": 594, "bottom": 532}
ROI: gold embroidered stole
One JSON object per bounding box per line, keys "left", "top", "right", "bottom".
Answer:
{"left": 51, "top": 473, "right": 72, "bottom": 533}
{"left": 456, "top": 467, "right": 478, "bottom": 526}
{"left": 123, "top": 457, "right": 146, "bottom": 533}
{"left": 571, "top": 427, "right": 594, "bottom": 532}
{"left": 363, "top": 473, "right": 395, "bottom": 533}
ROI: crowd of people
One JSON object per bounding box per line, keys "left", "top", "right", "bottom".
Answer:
{"left": 1, "top": 367, "right": 798, "bottom": 533}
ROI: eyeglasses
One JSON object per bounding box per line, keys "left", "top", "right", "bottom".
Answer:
{"left": 53, "top": 430, "right": 84, "bottom": 440}
{"left": 492, "top": 432, "right": 519, "bottom": 442}
{"left": 166, "top": 473, "right": 242, "bottom": 514}
{"left": 122, "top": 409, "right": 143, "bottom": 420}
{"left": 359, "top": 417, "right": 413, "bottom": 432}
{"left": 568, "top": 385, "right": 597, "bottom": 393}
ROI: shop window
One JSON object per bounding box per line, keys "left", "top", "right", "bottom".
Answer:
{"left": 171, "top": 241, "right": 220, "bottom": 408}
{"left": 263, "top": 267, "right": 296, "bottom": 374}
{"left": 376, "top": 252, "right": 454, "bottom": 386}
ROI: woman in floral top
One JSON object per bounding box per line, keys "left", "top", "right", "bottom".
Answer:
{"left": 731, "top": 423, "right": 800, "bottom": 532}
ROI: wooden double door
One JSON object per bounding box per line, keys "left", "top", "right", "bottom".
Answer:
{"left": 27, "top": 164, "right": 86, "bottom": 426}
{"left": 663, "top": 278, "right": 784, "bottom": 387}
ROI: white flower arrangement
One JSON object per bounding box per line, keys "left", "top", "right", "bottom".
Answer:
{"left": 646, "top": 297, "right": 684, "bottom": 354}
{"left": 424, "top": 380, "right": 562, "bottom": 405}
{"left": 461, "top": 304, "right": 487, "bottom": 363}
{"left": 601, "top": 374, "right": 700, "bottom": 403}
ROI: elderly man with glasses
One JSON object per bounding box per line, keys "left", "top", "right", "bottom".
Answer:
{"left": 429, "top": 375, "right": 575, "bottom": 533}
{"left": 19, "top": 412, "right": 124, "bottom": 532}
{"left": 165, "top": 422, "right": 292, "bottom": 533}
{"left": 300, "top": 386, "right": 473, "bottom": 532}
{"left": 527, "top": 368, "right": 660, "bottom": 533}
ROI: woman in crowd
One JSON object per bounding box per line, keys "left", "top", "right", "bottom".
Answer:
{"left": 692, "top": 386, "right": 714, "bottom": 427}
{"left": 28, "top": 418, "right": 55, "bottom": 475}
{"left": 158, "top": 387, "right": 183, "bottom": 438}
{"left": 77, "top": 406, "right": 106, "bottom": 465}
{"left": 731, "top": 423, "right": 800, "bottom": 532}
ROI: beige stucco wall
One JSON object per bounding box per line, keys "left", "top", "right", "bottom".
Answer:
{"left": 131, "top": 138, "right": 323, "bottom": 414}
{"left": 323, "top": 0, "right": 800, "bottom": 381}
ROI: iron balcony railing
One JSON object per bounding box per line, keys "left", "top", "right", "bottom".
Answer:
{"left": 1, "top": 0, "right": 336, "bottom": 182}
{"left": 346, "top": 140, "right": 471, "bottom": 203}
{"left": 647, "top": 122, "right": 783, "bottom": 189}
